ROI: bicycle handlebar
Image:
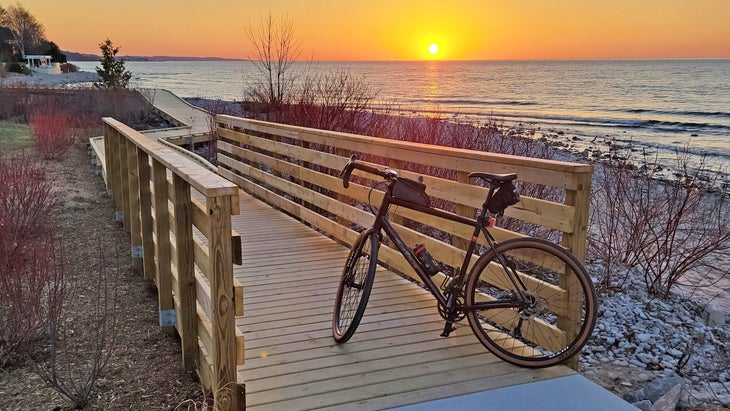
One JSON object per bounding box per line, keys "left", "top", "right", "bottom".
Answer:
{"left": 339, "top": 154, "right": 388, "bottom": 188}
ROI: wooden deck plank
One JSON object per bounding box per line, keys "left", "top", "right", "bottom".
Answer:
{"left": 246, "top": 358, "right": 525, "bottom": 409}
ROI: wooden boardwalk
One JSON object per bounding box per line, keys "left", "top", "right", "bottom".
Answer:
{"left": 91, "top": 90, "right": 637, "bottom": 410}
{"left": 139, "top": 89, "right": 213, "bottom": 141}
{"left": 231, "top": 193, "right": 574, "bottom": 410}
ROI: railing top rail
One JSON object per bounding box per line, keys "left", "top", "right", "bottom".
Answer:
{"left": 104, "top": 117, "right": 237, "bottom": 198}
{"left": 217, "top": 115, "right": 594, "bottom": 175}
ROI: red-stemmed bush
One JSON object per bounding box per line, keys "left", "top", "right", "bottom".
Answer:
{"left": 30, "top": 111, "right": 75, "bottom": 160}
{"left": 0, "top": 153, "right": 60, "bottom": 367}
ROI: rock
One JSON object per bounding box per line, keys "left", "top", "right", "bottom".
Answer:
{"left": 650, "top": 384, "right": 681, "bottom": 411}
{"left": 636, "top": 353, "right": 656, "bottom": 365}
{"left": 702, "top": 305, "right": 729, "bottom": 326}
{"left": 680, "top": 382, "right": 730, "bottom": 408}
{"left": 667, "top": 348, "right": 683, "bottom": 358}
{"left": 625, "top": 376, "right": 684, "bottom": 403}
{"left": 633, "top": 400, "right": 652, "bottom": 411}
{"left": 636, "top": 333, "right": 652, "bottom": 343}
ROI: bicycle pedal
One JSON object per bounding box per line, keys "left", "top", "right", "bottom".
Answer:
{"left": 440, "top": 324, "right": 455, "bottom": 337}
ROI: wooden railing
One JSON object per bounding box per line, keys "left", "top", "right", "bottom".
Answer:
{"left": 103, "top": 118, "right": 244, "bottom": 410}
{"left": 215, "top": 115, "right": 593, "bottom": 368}
{"left": 216, "top": 115, "right": 593, "bottom": 263}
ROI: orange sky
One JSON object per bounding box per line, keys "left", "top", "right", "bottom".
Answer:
{"left": 12, "top": 0, "right": 730, "bottom": 60}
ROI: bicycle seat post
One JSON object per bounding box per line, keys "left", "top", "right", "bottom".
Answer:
{"left": 476, "top": 187, "right": 496, "bottom": 225}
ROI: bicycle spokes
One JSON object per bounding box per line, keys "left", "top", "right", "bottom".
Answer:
{"left": 466, "top": 238, "right": 596, "bottom": 367}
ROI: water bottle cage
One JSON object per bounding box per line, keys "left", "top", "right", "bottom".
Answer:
{"left": 413, "top": 244, "right": 441, "bottom": 277}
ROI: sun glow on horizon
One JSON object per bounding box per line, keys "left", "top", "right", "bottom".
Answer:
{"left": 18, "top": 0, "right": 730, "bottom": 61}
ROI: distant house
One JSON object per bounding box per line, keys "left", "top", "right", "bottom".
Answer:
{"left": 24, "top": 55, "right": 61, "bottom": 74}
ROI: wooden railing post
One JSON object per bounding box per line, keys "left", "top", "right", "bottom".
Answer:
{"left": 119, "top": 136, "right": 131, "bottom": 230}
{"left": 127, "top": 142, "right": 143, "bottom": 273}
{"left": 561, "top": 172, "right": 592, "bottom": 370}
{"left": 172, "top": 174, "right": 197, "bottom": 370}
{"left": 207, "top": 194, "right": 238, "bottom": 410}
{"left": 137, "top": 150, "right": 155, "bottom": 280}
{"left": 152, "top": 159, "right": 175, "bottom": 335}
{"left": 563, "top": 172, "right": 592, "bottom": 262}
{"left": 106, "top": 127, "right": 123, "bottom": 223}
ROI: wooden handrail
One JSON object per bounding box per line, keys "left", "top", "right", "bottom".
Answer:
{"left": 103, "top": 118, "right": 243, "bottom": 410}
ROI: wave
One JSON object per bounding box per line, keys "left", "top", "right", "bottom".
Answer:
{"left": 400, "top": 98, "right": 538, "bottom": 107}
{"left": 623, "top": 108, "right": 730, "bottom": 118}
{"left": 603, "top": 138, "right": 730, "bottom": 163}
{"left": 401, "top": 107, "right": 730, "bottom": 135}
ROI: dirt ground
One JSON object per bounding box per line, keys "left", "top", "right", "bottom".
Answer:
{"left": 0, "top": 141, "right": 208, "bottom": 410}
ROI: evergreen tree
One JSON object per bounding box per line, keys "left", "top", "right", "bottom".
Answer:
{"left": 94, "top": 38, "right": 131, "bottom": 89}
{"left": 42, "top": 41, "right": 66, "bottom": 63}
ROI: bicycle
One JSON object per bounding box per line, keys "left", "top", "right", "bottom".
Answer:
{"left": 332, "top": 154, "right": 597, "bottom": 368}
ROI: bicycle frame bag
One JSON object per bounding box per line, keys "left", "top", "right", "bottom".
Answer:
{"left": 391, "top": 177, "right": 431, "bottom": 208}
{"left": 487, "top": 181, "right": 520, "bottom": 214}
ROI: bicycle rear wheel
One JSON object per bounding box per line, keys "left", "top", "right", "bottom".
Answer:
{"left": 332, "top": 228, "right": 378, "bottom": 343}
{"left": 465, "top": 237, "right": 596, "bottom": 368}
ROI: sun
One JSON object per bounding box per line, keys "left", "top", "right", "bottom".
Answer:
{"left": 428, "top": 43, "right": 439, "bottom": 55}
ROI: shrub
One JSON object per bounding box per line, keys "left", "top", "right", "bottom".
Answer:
{"left": 6, "top": 62, "right": 31, "bottom": 75}
{"left": 30, "top": 110, "right": 75, "bottom": 159}
{"left": 588, "top": 146, "right": 730, "bottom": 297}
{"left": 35, "top": 244, "right": 118, "bottom": 409}
{"left": 59, "top": 63, "right": 78, "bottom": 73}
{"left": 0, "top": 154, "right": 59, "bottom": 367}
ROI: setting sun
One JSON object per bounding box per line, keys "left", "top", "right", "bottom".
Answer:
{"left": 428, "top": 43, "right": 439, "bottom": 55}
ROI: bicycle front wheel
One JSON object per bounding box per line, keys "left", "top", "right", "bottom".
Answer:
{"left": 465, "top": 237, "right": 597, "bottom": 368}
{"left": 332, "top": 228, "right": 378, "bottom": 343}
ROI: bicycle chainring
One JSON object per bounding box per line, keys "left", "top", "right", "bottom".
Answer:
{"left": 437, "top": 297, "right": 466, "bottom": 322}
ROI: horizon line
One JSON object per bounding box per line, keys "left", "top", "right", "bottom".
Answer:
{"left": 69, "top": 55, "right": 730, "bottom": 63}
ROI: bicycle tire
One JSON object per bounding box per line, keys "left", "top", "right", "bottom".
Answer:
{"left": 332, "top": 228, "right": 378, "bottom": 343}
{"left": 465, "top": 237, "right": 597, "bottom": 368}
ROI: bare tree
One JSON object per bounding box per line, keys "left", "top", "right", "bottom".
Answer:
{"left": 244, "top": 13, "right": 302, "bottom": 114}
{"left": 1, "top": 3, "right": 46, "bottom": 58}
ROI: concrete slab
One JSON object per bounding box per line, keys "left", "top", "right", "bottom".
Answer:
{"left": 387, "top": 374, "right": 638, "bottom": 411}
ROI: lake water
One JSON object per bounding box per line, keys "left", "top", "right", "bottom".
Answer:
{"left": 73, "top": 59, "right": 730, "bottom": 179}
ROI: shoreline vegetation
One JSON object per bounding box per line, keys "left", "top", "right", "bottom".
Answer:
{"left": 1, "top": 70, "right": 729, "bottom": 409}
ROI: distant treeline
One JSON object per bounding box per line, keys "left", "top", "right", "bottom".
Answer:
{"left": 64, "top": 51, "right": 245, "bottom": 62}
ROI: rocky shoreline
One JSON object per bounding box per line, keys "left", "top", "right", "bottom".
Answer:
{"left": 0, "top": 70, "right": 99, "bottom": 87}
{"left": 582, "top": 268, "right": 729, "bottom": 409}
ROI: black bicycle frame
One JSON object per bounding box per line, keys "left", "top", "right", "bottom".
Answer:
{"left": 371, "top": 186, "right": 497, "bottom": 309}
